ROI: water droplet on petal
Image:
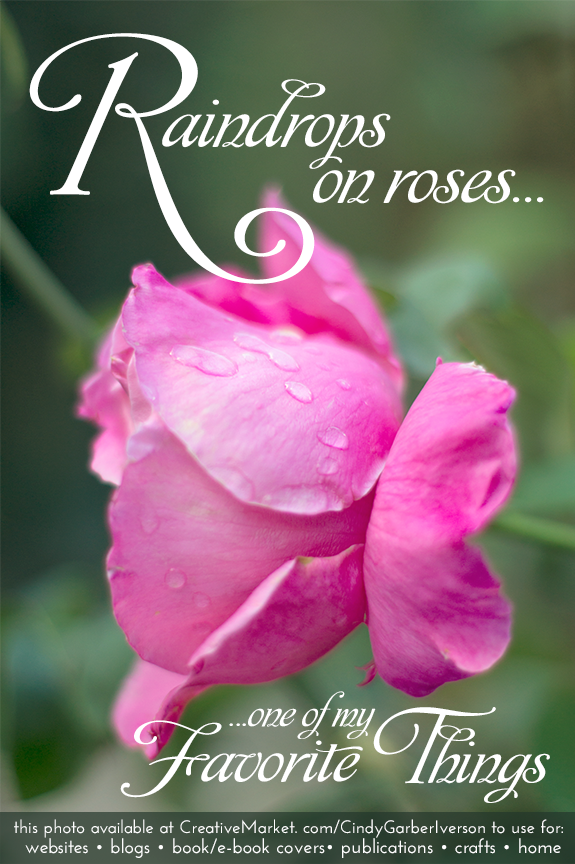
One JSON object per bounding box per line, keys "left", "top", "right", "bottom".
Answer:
{"left": 140, "top": 512, "right": 159, "bottom": 534}
{"left": 336, "top": 378, "right": 352, "bottom": 391}
{"left": 192, "top": 592, "right": 211, "bottom": 609}
{"left": 233, "top": 333, "right": 299, "bottom": 371}
{"left": 268, "top": 348, "right": 299, "bottom": 371}
{"left": 171, "top": 345, "right": 237, "bottom": 377}
{"left": 233, "top": 333, "right": 269, "bottom": 353}
{"left": 285, "top": 381, "right": 313, "bottom": 403}
{"left": 139, "top": 383, "right": 157, "bottom": 402}
{"left": 318, "top": 426, "right": 349, "bottom": 450}
{"left": 269, "top": 326, "right": 304, "bottom": 344}
{"left": 317, "top": 454, "right": 338, "bottom": 475}
{"left": 165, "top": 568, "right": 186, "bottom": 589}
{"left": 325, "top": 283, "right": 350, "bottom": 304}
{"left": 368, "top": 327, "right": 387, "bottom": 348}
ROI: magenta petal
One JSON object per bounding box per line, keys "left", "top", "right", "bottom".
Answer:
{"left": 373, "top": 361, "right": 517, "bottom": 540}
{"left": 77, "top": 330, "right": 133, "bottom": 485}
{"left": 112, "top": 658, "right": 186, "bottom": 748}
{"left": 77, "top": 322, "right": 136, "bottom": 485}
{"left": 187, "top": 545, "right": 365, "bottom": 685}
{"left": 112, "top": 658, "right": 207, "bottom": 759}
{"left": 258, "top": 189, "right": 403, "bottom": 388}
{"left": 108, "top": 421, "right": 372, "bottom": 674}
{"left": 365, "top": 541, "right": 512, "bottom": 697}
{"left": 175, "top": 269, "right": 287, "bottom": 327}
{"left": 356, "top": 661, "right": 377, "bottom": 687}
{"left": 364, "top": 361, "right": 516, "bottom": 697}
{"left": 122, "top": 264, "right": 400, "bottom": 514}
{"left": 77, "top": 370, "right": 131, "bottom": 484}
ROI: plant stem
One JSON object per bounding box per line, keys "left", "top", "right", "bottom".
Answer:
{"left": 1, "top": 208, "right": 99, "bottom": 347}
{"left": 493, "top": 511, "right": 575, "bottom": 551}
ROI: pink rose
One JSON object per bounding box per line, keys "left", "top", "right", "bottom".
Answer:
{"left": 78, "top": 191, "right": 516, "bottom": 758}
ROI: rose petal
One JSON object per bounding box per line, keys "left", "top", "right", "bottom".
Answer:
{"left": 375, "top": 360, "right": 517, "bottom": 540}
{"left": 113, "top": 546, "right": 364, "bottom": 758}
{"left": 187, "top": 545, "right": 365, "bottom": 684}
{"left": 175, "top": 268, "right": 287, "bottom": 327}
{"left": 77, "top": 323, "right": 135, "bottom": 485}
{"left": 112, "top": 658, "right": 186, "bottom": 748}
{"left": 122, "top": 264, "right": 401, "bottom": 514}
{"left": 365, "top": 541, "right": 512, "bottom": 697}
{"left": 258, "top": 189, "right": 403, "bottom": 388}
{"left": 174, "top": 191, "right": 403, "bottom": 394}
{"left": 112, "top": 657, "right": 207, "bottom": 759}
{"left": 108, "top": 421, "right": 372, "bottom": 674}
{"left": 364, "top": 361, "right": 516, "bottom": 697}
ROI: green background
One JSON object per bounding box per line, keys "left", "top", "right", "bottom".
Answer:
{"left": 2, "top": 1, "right": 574, "bottom": 813}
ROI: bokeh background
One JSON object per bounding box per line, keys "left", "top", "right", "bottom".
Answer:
{"left": 2, "top": 1, "right": 574, "bottom": 813}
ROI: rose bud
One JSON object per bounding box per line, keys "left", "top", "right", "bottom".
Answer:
{"left": 78, "top": 191, "right": 516, "bottom": 758}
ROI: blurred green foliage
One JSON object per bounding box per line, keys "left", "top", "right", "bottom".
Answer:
{"left": 1, "top": 0, "right": 574, "bottom": 812}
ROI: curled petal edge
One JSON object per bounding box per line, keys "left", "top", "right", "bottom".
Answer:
{"left": 113, "top": 545, "right": 365, "bottom": 757}
{"left": 364, "top": 361, "right": 516, "bottom": 697}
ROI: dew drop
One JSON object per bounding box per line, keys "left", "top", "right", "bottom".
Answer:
{"left": 233, "top": 333, "right": 269, "bottom": 353}
{"left": 269, "top": 348, "right": 299, "bottom": 371}
{"left": 140, "top": 512, "right": 159, "bottom": 534}
{"left": 318, "top": 426, "right": 349, "bottom": 450}
{"left": 140, "top": 383, "right": 157, "bottom": 402}
{"left": 285, "top": 381, "right": 313, "bottom": 403}
{"left": 165, "top": 568, "right": 187, "bottom": 589}
{"left": 170, "top": 345, "right": 237, "bottom": 377}
{"left": 325, "top": 283, "right": 350, "bottom": 304}
{"left": 192, "top": 592, "right": 211, "bottom": 608}
{"left": 317, "top": 454, "right": 338, "bottom": 475}
{"left": 336, "top": 378, "right": 352, "bottom": 391}
{"left": 368, "top": 328, "right": 387, "bottom": 348}
{"left": 269, "top": 326, "right": 304, "bottom": 344}
{"left": 233, "top": 333, "right": 299, "bottom": 371}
